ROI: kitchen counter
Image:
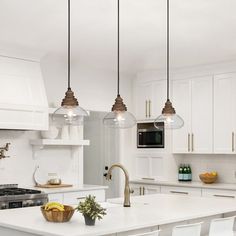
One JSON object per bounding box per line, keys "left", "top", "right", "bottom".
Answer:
{"left": 0, "top": 194, "right": 236, "bottom": 236}
{"left": 130, "top": 179, "right": 236, "bottom": 190}
{"left": 20, "top": 184, "right": 108, "bottom": 194}
{"left": 35, "top": 184, "right": 108, "bottom": 194}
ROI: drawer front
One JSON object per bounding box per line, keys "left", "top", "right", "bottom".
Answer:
{"left": 144, "top": 185, "right": 161, "bottom": 195}
{"left": 161, "top": 186, "right": 202, "bottom": 196}
{"left": 48, "top": 193, "right": 63, "bottom": 203}
{"left": 63, "top": 190, "right": 105, "bottom": 205}
{"left": 202, "top": 188, "right": 236, "bottom": 199}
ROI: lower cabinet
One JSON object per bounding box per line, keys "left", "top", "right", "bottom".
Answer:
{"left": 48, "top": 189, "right": 106, "bottom": 205}
{"left": 160, "top": 186, "right": 202, "bottom": 197}
{"left": 202, "top": 188, "right": 236, "bottom": 199}
{"left": 130, "top": 184, "right": 161, "bottom": 196}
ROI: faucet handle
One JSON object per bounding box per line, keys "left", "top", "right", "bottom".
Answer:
{"left": 130, "top": 188, "right": 134, "bottom": 194}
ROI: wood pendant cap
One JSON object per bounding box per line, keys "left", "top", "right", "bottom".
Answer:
{"left": 61, "top": 88, "right": 79, "bottom": 107}
{"left": 162, "top": 99, "right": 176, "bottom": 115}
{"left": 111, "top": 95, "right": 127, "bottom": 112}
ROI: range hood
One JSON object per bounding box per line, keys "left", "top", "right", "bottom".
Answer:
{"left": 0, "top": 55, "right": 48, "bottom": 130}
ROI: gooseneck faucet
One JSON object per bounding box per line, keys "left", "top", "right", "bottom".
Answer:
{"left": 106, "top": 163, "right": 131, "bottom": 207}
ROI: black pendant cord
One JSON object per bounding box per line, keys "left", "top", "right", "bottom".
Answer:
{"left": 167, "top": 0, "right": 170, "bottom": 100}
{"left": 68, "top": 0, "right": 71, "bottom": 90}
{"left": 117, "top": 0, "right": 120, "bottom": 96}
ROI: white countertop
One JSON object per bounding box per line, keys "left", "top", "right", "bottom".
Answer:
{"left": 19, "top": 184, "right": 108, "bottom": 194}
{"left": 0, "top": 194, "right": 236, "bottom": 236}
{"left": 130, "top": 179, "right": 236, "bottom": 190}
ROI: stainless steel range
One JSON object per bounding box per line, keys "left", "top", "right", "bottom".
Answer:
{"left": 0, "top": 184, "right": 48, "bottom": 210}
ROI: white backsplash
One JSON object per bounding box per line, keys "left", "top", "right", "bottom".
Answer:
{"left": 0, "top": 130, "right": 78, "bottom": 186}
{"left": 176, "top": 154, "right": 236, "bottom": 184}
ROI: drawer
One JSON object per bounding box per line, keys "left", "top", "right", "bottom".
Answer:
{"left": 63, "top": 190, "right": 105, "bottom": 205}
{"left": 202, "top": 188, "right": 236, "bottom": 199}
{"left": 161, "top": 186, "right": 202, "bottom": 197}
{"left": 48, "top": 193, "right": 63, "bottom": 203}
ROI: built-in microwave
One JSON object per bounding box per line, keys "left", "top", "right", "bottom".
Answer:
{"left": 137, "top": 122, "right": 164, "bottom": 148}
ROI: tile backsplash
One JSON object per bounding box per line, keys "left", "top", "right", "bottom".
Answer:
{"left": 177, "top": 154, "right": 236, "bottom": 183}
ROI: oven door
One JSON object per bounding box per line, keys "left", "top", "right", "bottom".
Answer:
{"left": 137, "top": 128, "right": 164, "bottom": 148}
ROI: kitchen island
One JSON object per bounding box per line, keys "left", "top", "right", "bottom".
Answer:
{"left": 0, "top": 194, "right": 236, "bottom": 236}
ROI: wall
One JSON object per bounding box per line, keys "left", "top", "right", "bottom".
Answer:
{"left": 0, "top": 53, "right": 134, "bottom": 187}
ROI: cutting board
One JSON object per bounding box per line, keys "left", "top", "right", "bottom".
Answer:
{"left": 35, "top": 184, "right": 73, "bottom": 188}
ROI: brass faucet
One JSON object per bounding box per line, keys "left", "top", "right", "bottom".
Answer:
{"left": 106, "top": 163, "right": 131, "bottom": 207}
{"left": 0, "top": 143, "right": 10, "bottom": 159}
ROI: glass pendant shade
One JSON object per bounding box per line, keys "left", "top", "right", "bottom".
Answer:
{"left": 103, "top": 111, "right": 136, "bottom": 129}
{"left": 154, "top": 99, "right": 184, "bottom": 129}
{"left": 103, "top": 95, "right": 136, "bottom": 129}
{"left": 52, "top": 88, "right": 88, "bottom": 125}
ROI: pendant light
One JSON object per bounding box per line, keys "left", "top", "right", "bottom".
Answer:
{"left": 53, "top": 0, "right": 88, "bottom": 125}
{"left": 103, "top": 0, "right": 136, "bottom": 129}
{"left": 154, "top": 0, "right": 184, "bottom": 129}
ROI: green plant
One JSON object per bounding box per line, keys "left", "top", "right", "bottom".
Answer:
{"left": 76, "top": 195, "right": 106, "bottom": 220}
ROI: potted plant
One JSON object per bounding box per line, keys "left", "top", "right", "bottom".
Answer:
{"left": 76, "top": 195, "right": 106, "bottom": 226}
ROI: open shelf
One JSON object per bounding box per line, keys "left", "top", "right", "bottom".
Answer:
{"left": 30, "top": 139, "right": 90, "bottom": 146}
{"left": 30, "top": 139, "right": 90, "bottom": 159}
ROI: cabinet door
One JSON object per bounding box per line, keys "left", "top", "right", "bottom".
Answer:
{"left": 172, "top": 79, "right": 191, "bottom": 153}
{"left": 214, "top": 74, "right": 236, "bottom": 153}
{"left": 63, "top": 190, "right": 105, "bottom": 205}
{"left": 48, "top": 193, "right": 63, "bottom": 203}
{"left": 202, "top": 188, "right": 236, "bottom": 199}
{"left": 191, "top": 76, "right": 213, "bottom": 153}
{"left": 151, "top": 80, "right": 166, "bottom": 119}
{"left": 143, "top": 185, "right": 161, "bottom": 195}
{"left": 134, "top": 83, "right": 152, "bottom": 120}
{"left": 161, "top": 186, "right": 202, "bottom": 197}
{"left": 130, "top": 184, "right": 143, "bottom": 196}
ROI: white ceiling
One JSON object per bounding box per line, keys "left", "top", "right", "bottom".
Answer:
{"left": 0, "top": 0, "right": 236, "bottom": 73}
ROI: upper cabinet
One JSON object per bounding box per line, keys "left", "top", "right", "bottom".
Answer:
{"left": 0, "top": 56, "right": 48, "bottom": 130}
{"left": 134, "top": 80, "right": 166, "bottom": 120}
{"left": 214, "top": 73, "right": 236, "bottom": 154}
{"left": 172, "top": 76, "right": 213, "bottom": 154}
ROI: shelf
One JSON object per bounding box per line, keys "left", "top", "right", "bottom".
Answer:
{"left": 30, "top": 139, "right": 90, "bottom": 146}
{"left": 30, "top": 139, "right": 90, "bottom": 159}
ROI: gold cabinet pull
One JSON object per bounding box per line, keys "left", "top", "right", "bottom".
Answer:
{"left": 192, "top": 133, "right": 194, "bottom": 152}
{"left": 149, "top": 100, "right": 151, "bottom": 118}
{"left": 145, "top": 100, "right": 148, "bottom": 118}
{"left": 139, "top": 187, "right": 142, "bottom": 195}
{"left": 188, "top": 133, "right": 190, "bottom": 152}
{"left": 143, "top": 187, "right": 145, "bottom": 195}
{"left": 232, "top": 132, "right": 235, "bottom": 152}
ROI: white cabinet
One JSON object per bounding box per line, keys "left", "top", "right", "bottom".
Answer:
{"left": 202, "top": 188, "right": 236, "bottom": 199}
{"left": 135, "top": 154, "right": 164, "bottom": 180}
{"left": 161, "top": 185, "right": 202, "bottom": 196}
{"left": 48, "top": 193, "right": 64, "bottom": 203}
{"left": 172, "top": 76, "right": 213, "bottom": 154}
{"left": 130, "top": 183, "right": 161, "bottom": 196}
{"left": 172, "top": 79, "right": 191, "bottom": 153}
{"left": 63, "top": 189, "right": 105, "bottom": 205}
{"left": 134, "top": 80, "right": 166, "bottom": 120}
{"left": 214, "top": 73, "right": 236, "bottom": 154}
{"left": 47, "top": 189, "right": 106, "bottom": 205}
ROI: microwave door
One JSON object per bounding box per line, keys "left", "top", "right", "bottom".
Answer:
{"left": 138, "top": 130, "right": 164, "bottom": 148}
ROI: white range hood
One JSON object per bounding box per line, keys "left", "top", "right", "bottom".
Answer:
{"left": 0, "top": 55, "right": 48, "bottom": 130}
